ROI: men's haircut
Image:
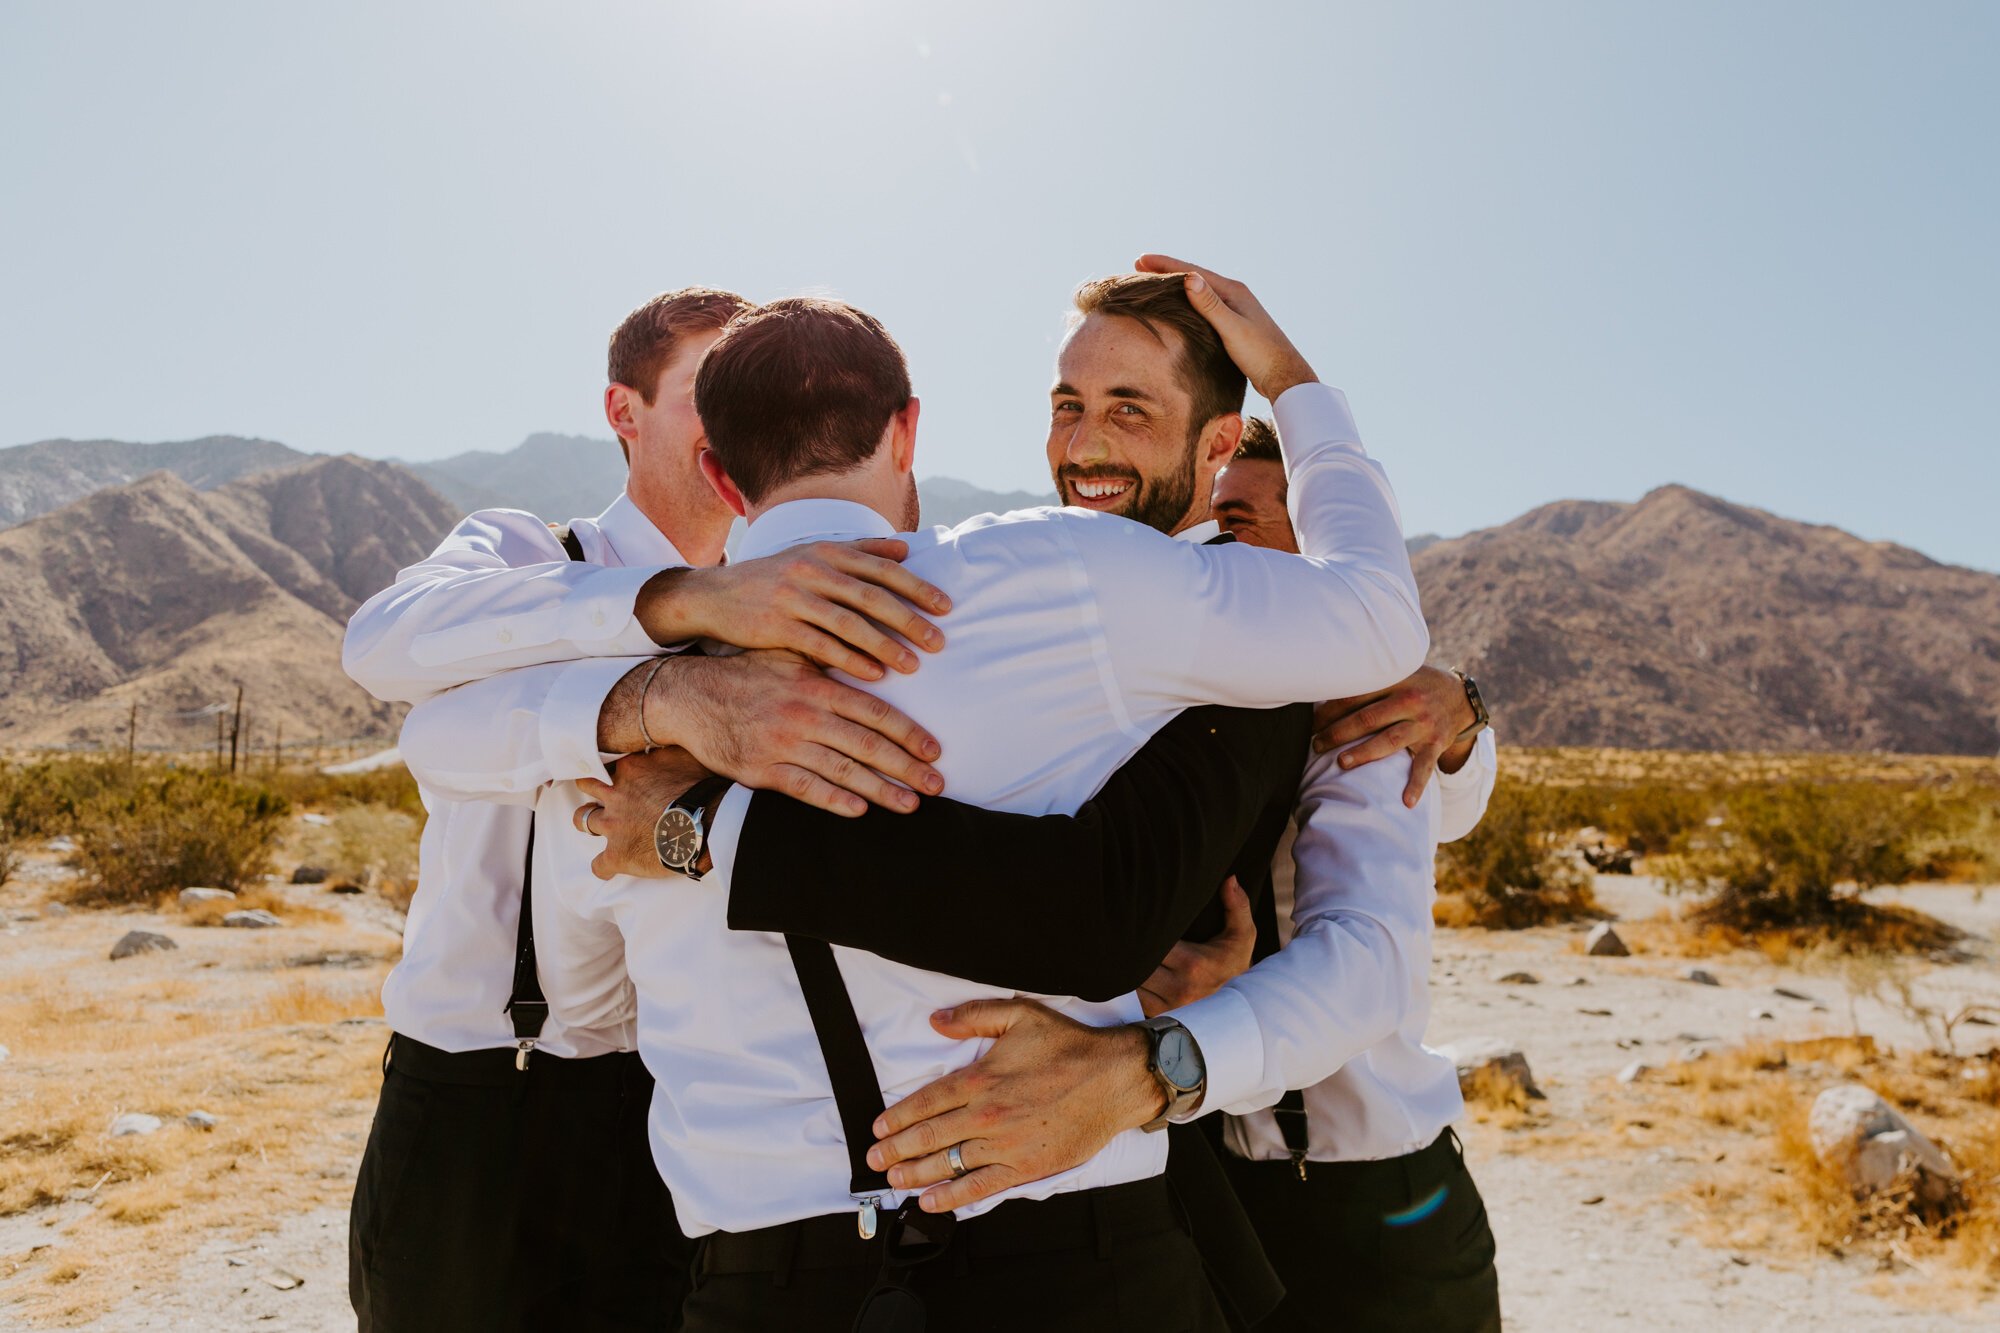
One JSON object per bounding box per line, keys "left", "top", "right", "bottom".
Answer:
{"left": 607, "top": 286, "right": 754, "bottom": 403}
{"left": 1234, "top": 416, "right": 1281, "bottom": 463}
{"left": 1070, "top": 274, "right": 1247, "bottom": 440}
{"left": 693, "top": 297, "right": 913, "bottom": 504}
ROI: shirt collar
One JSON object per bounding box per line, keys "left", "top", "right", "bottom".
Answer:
{"left": 738, "top": 498, "right": 897, "bottom": 563}
{"left": 1175, "top": 518, "right": 1223, "bottom": 544}
{"left": 593, "top": 491, "right": 689, "bottom": 568}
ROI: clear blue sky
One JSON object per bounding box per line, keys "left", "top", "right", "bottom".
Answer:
{"left": 3, "top": 1, "right": 1995, "bottom": 569}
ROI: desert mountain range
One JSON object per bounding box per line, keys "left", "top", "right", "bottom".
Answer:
{"left": 1, "top": 434, "right": 1994, "bottom": 754}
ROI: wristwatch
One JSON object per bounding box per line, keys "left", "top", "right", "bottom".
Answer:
{"left": 653, "top": 777, "right": 731, "bottom": 880}
{"left": 1451, "top": 669, "right": 1491, "bottom": 744}
{"left": 1135, "top": 1016, "right": 1207, "bottom": 1132}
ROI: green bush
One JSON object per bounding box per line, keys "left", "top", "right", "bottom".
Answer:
{"left": 261, "top": 764, "right": 423, "bottom": 816}
{"left": 0, "top": 757, "right": 135, "bottom": 840}
{"left": 67, "top": 771, "right": 289, "bottom": 904}
{"left": 1665, "top": 780, "right": 1932, "bottom": 930}
{"left": 1436, "top": 778, "right": 1599, "bottom": 928}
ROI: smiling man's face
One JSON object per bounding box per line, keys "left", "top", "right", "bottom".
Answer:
{"left": 1046, "top": 312, "right": 1207, "bottom": 535}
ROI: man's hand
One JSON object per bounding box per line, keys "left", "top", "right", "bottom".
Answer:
{"left": 573, "top": 747, "right": 712, "bottom": 880}
{"left": 1138, "top": 877, "right": 1254, "bottom": 1016}
{"left": 636, "top": 540, "right": 951, "bottom": 682}
{"left": 601, "top": 651, "right": 944, "bottom": 817}
{"left": 1133, "top": 255, "right": 1317, "bottom": 402}
{"left": 1314, "top": 664, "right": 1477, "bottom": 807}
{"left": 866, "top": 999, "right": 1166, "bottom": 1214}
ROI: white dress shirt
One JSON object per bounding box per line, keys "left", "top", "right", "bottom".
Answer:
{"left": 1202, "top": 729, "right": 1499, "bottom": 1163}
{"left": 407, "top": 382, "right": 1428, "bottom": 1235}
{"left": 342, "top": 493, "right": 680, "bottom": 1057}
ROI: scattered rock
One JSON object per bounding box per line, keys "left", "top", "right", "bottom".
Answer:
{"left": 222, "top": 909, "right": 283, "bottom": 928}
{"left": 0, "top": 1044, "right": 10, "bottom": 1062}
{"left": 1618, "top": 1061, "right": 1654, "bottom": 1084}
{"left": 1585, "top": 923, "right": 1630, "bottom": 957}
{"left": 110, "top": 1113, "right": 163, "bottom": 1137}
{"left": 287, "top": 950, "right": 371, "bottom": 969}
{"left": 1675, "top": 1032, "right": 1719, "bottom": 1043}
{"left": 336, "top": 1015, "right": 388, "bottom": 1028}
{"left": 42, "top": 901, "right": 69, "bottom": 918}
{"left": 260, "top": 1268, "right": 304, "bottom": 1291}
{"left": 1581, "top": 1195, "right": 1605, "bottom": 1206}
{"left": 1564, "top": 976, "right": 1589, "bottom": 987}
{"left": 300, "top": 813, "right": 333, "bottom": 827}
{"left": 290, "top": 866, "right": 331, "bottom": 884}
{"left": 1435, "top": 1037, "right": 1545, "bottom": 1100}
{"left": 1963, "top": 1014, "right": 1997, "bottom": 1028}
{"left": 46, "top": 836, "right": 77, "bottom": 853}
{"left": 1494, "top": 970, "right": 1540, "bottom": 985}
{"left": 1807, "top": 1084, "right": 1957, "bottom": 1205}
{"left": 184, "top": 1110, "right": 219, "bottom": 1130}
{"left": 329, "top": 881, "right": 365, "bottom": 894}
{"left": 179, "top": 886, "right": 236, "bottom": 905}
{"left": 1772, "top": 986, "right": 1819, "bottom": 1003}
{"left": 109, "top": 930, "right": 177, "bottom": 960}
{"left": 1750, "top": 1009, "right": 1775, "bottom": 1021}
{"left": 1578, "top": 1007, "right": 1613, "bottom": 1017}
{"left": 1681, "top": 1046, "right": 1711, "bottom": 1063}
{"left": 1684, "top": 968, "right": 1720, "bottom": 986}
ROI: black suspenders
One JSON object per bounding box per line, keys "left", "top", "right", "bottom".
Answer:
{"left": 502, "top": 523, "right": 589, "bottom": 1070}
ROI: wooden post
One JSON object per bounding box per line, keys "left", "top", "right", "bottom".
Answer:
{"left": 126, "top": 702, "right": 138, "bottom": 767}
{"left": 215, "top": 712, "right": 225, "bottom": 770}
{"left": 228, "top": 686, "right": 244, "bottom": 774}
{"left": 274, "top": 721, "right": 282, "bottom": 771}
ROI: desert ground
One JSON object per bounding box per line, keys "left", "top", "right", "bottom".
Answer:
{"left": 2, "top": 818, "right": 1996, "bottom": 1330}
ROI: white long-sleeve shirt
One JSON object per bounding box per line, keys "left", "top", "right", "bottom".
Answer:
{"left": 1193, "top": 730, "right": 1499, "bottom": 1163}
{"left": 341, "top": 492, "right": 680, "bottom": 1057}
{"left": 415, "top": 382, "right": 1427, "bottom": 1235}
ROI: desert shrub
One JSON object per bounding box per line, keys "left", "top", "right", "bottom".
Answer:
{"left": 330, "top": 805, "right": 422, "bottom": 892}
{"left": 1665, "top": 780, "right": 1937, "bottom": 932}
{"left": 0, "top": 757, "right": 136, "bottom": 839}
{"left": 262, "top": 764, "right": 422, "bottom": 815}
{"left": 1908, "top": 783, "right": 2000, "bottom": 883}
{"left": 1592, "top": 781, "right": 1716, "bottom": 855}
{"left": 66, "top": 771, "right": 289, "bottom": 904}
{"left": 0, "top": 818, "right": 17, "bottom": 889}
{"left": 1435, "top": 778, "right": 1599, "bottom": 928}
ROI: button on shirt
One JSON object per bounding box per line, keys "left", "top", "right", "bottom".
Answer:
{"left": 341, "top": 493, "right": 684, "bottom": 1057}
{"left": 435, "top": 383, "right": 1429, "bottom": 1236}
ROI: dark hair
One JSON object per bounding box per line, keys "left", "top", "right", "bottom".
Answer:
{"left": 693, "top": 297, "right": 913, "bottom": 504}
{"left": 607, "top": 286, "right": 754, "bottom": 403}
{"left": 1233, "top": 416, "right": 1281, "bottom": 463}
{"left": 1070, "top": 274, "right": 1246, "bottom": 438}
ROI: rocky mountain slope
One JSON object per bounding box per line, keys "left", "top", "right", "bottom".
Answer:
{"left": 1415, "top": 485, "right": 2000, "bottom": 753}
{"left": 0, "top": 457, "right": 459, "bottom": 750}
{"left": 0, "top": 436, "right": 309, "bottom": 528}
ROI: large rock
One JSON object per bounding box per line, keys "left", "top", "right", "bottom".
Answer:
{"left": 179, "top": 886, "right": 236, "bottom": 905}
{"left": 1435, "top": 1037, "right": 1545, "bottom": 1100}
{"left": 290, "top": 866, "right": 330, "bottom": 885}
{"left": 109, "top": 1113, "right": 162, "bottom": 1137}
{"left": 109, "top": 930, "right": 177, "bottom": 960}
{"left": 1807, "top": 1084, "right": 1956, "bottom": 1204}
{"left": 222, "top": 909, "right": 283, "bottom": 929}
{"left": 1585, "top": 923, "right": 1630, "bottom": 957}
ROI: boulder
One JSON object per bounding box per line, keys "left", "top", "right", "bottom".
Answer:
{"left": 1617, "top": 1060, "right": 1653, "bottom": 1084}
{"left": 1585, "top": 923, "right": 1630, "bottom": 957}
{"left": 184, "top": 1110, "right": 219, "bottom": 1130}
{"left": 1684, "top": 967, "right": 1720, "bottom": 986}
{"left": 109, "top": 1113, "right": 162, "bottom": 1137}
{"left": 1435, "top": 1037, "right": 1545, "bottom": 1100}
{"left": 290, "top": 866, "right": 331, "bottom": 885}
{"left": 109, "top": 930, "right": 177, "bottom": 960}
{"left": 1807, "top": 1084, "right": 1956, "bottom": 1204}
{"left": 178, "top": 887, "right": 236, "bottom": 905}
{"left": 222, "top": 909, "right": 283, "bottom": 929}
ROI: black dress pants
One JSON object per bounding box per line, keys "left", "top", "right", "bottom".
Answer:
{"left": 680, "top": 1178, "right": 1228, "bottom": 1333}
{"left": 1220, "top": 1129, "right": 1500, "bottom": 1333}
{"left": 349, "top": 1036, "right": 692, "bottom": 1332}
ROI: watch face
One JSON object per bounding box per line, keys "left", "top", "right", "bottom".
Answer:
{"left": 654, "top": 808, "right": 701, "bottom": 870}
{"left": 1157, "top": 1026, "right": 1202, "bottom": 1092}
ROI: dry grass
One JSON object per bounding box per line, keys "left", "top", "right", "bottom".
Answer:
{"left": 1618, "top": 904, "right": 1962, "bottom": 962}
{"left": 0, "top": 904, "right": 396, "bottom": 1325}
{"left": 176, "top": 883, "right": 342, "bottom": 929}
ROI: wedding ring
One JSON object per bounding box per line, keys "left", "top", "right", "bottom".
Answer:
{"left": 947, "top": 1143, "right": 969, "bottom": 1179}
{"left": 578, "top": 803, "right": 603, "bottom": 836}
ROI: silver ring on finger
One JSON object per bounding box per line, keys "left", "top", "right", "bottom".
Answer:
{"left": 947, "top": 1143, "right": 969, "bottom": 1179}
{"left": 580, "top": 803, "right": 602, "bottom": 836}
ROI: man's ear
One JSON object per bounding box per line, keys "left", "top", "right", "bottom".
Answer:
{"left": 889, "top": 396, "right": 921, "bottom": 476}
{"left": 605, "top": 384, "right": 642, "bottom": 448}
{"left": 696, "top": 449, "right": 748, "bottom": 518}
{"left": 1205, "top": 412, "right": 1245, "bottom": 469}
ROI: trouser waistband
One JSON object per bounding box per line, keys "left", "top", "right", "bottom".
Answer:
{"left": 1232, "top": 1126, "right": 1463, "bottom": 1179}
{"left": 700, "top": 1175, "right": 1181, "bottom": 1276}
{"left": 383, "top": 1032, "right": 648, "bottom": 1090}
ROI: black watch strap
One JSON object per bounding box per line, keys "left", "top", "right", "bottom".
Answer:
{"left": 1452, "top": 669, "right": 1490, "bottom": 743}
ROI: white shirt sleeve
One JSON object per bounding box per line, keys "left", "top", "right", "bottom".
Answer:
{"left": 342, "top": 508, "right": 666, "bottom": 705}
{"left": 1434, "top": 729, "right": 1499, "bottom": 845}
{"left": 1072, "top": 383, "right": 1429, "bottom": 714}
{"left": 1169, "top": 743, "right": 1438, "bottom": 1116}
{"left": 396, "top": 656, "right": 653, "bottom": 804}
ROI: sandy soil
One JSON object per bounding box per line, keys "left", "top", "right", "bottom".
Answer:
{"left": 4, "top": 858, "right": 1996, "bottom": 1331}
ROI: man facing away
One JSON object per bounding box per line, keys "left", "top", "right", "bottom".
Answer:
{"left": 403, "top": 273, "right": 1429, "bottom": 1329}
{"left": 340, "top": 287, "right": 959, "bottom": 1331}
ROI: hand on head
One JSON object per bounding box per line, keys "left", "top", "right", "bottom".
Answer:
{"left": 1134, "top": 255, "right": 1318, "bottom": 402}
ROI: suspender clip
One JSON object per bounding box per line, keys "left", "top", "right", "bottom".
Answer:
{"left": 1290, "top": 1148, "right": 1309, "bottom": 1182}
{"left": 515, "top": 1039, "right": 536, "bottom": 1071}
{"left": 855, "top": 1195, "right": 881, "bottom": 1240}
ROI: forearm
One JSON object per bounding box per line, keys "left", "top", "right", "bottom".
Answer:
{"left": 723, "top": 703, "right": 1307, "bottom": 999}
{"left": 400, "top": 657, "right": 647, "bottom": 801}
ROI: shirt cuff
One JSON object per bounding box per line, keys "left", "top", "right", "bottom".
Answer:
{"left": 558, "top": 564, "right": 673, "bottom": 655}
{"left": 539, "top": 656, "right": 651, "bottom": 786}
{"left": 1270, "top": 382, "right": 1360, "bottom": 456}
{"left": 1168, "top": 986, "right": 1265, "bottom": 1120}
{"left": 1436, "top": 728, "right": 1497, "bottom": 791}
{"left": 706, "top": 785, "right": 752, "bottom": 883}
